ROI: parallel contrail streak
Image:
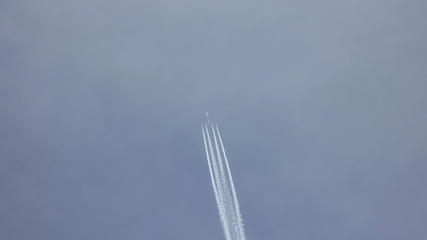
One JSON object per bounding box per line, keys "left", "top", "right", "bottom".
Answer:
{"left": 202, "top": 115, "right": 246, "bottom": 240}
{"left": 212, "top": 125, "right": 238, "bottom": 239}
{"left": 202, "top": 126, "right": 222, "bottom": 229}
{"left": 203, "top": 126, "right": 231, "bottom": 240}
{"left": 216, "top": 125, "right": 246, "bottom": 240}
{"left": 204, "top": 124, "right": 232, "bottom": 240}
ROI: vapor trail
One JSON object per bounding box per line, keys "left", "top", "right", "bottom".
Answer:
{"left": 202, "top": 115, "right": 246, "bottom": 240}
{"left": 203, "top": 125, "right": 232, "bottom": 240}
{"left": 202, "top": 127, "right": 223, "bottom": 232}
{"left": 216, "top": 125, "right": 246, "bottom": 240}
{"left": 212, "top": 125, "right": 238, "bottom": 239}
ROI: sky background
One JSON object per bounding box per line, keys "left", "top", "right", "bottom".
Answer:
{"left": 1, "top": 0, "right": 426, "bottom": 239}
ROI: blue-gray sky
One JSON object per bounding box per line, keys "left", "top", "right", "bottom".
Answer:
{"left": 1, "top": 0, "right": 426, "bottom": 239}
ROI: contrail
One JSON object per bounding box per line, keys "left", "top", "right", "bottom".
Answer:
{"left": 203, "top": 124, "right": 232, "bottom": 240}
{"left": 212, "top": 124, "right": 238, "bottom": 239}
{"left": 202, "top": 114, "right": 246, "bottom": 240}
{"left": 202, "top": 127, "right": 224, "bottom": 234}
{"left": 216, "top": 124, "right": 246, "bottom": 240}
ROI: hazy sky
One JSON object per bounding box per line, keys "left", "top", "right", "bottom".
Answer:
{"left": 1, "top": 0, "right": 426, "bottom": 239}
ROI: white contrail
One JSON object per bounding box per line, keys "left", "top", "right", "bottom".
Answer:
{"left": 202, "top": 116, "right": 246, "bottom": 240}
{"left": 204, "top": 124, "right": 232, "bottom": 240}
{"left": 216, "top": 125, "right": 246, "bottom": 240}
{"left": 203, "top": 126, "right": 231, "bottom": 240}
{"left": 202, "top": 127, "right": 224, "bottom": 233}
{"left": 212, "top": 125, "right": 238, "bottom": 239}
